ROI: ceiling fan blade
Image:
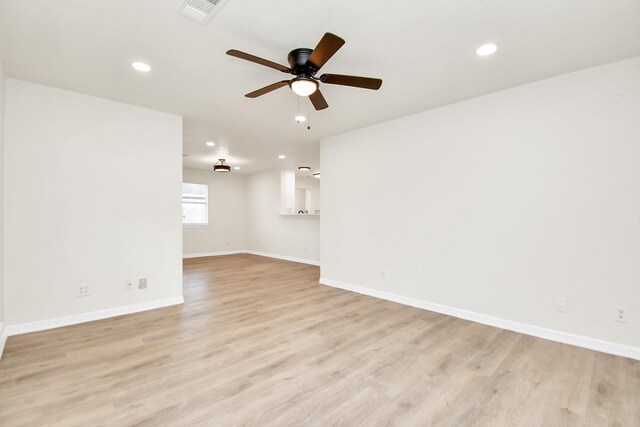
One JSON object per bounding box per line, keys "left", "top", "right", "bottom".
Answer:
{"left": 320, "top": 74, "right": 383, "bottom": 90}
{"left": 306, "top": 33, "right": 345, "bottom": 71}
{"left": 309, "top": 89, "right": 329, "bottom": 110}
{"left": 245, "top": 81, "right": 290, "bottom": 98}
{"left": 226, "top": 49, "right": 290, "bottom": 73}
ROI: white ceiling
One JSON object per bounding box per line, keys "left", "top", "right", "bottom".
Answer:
{"left": 1, "top": 0, "right": 639, "bottom": 174}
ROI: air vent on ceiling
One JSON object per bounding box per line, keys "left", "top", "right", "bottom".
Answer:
{"left": 177, "top": 0, "right": 229, "bottom": 24}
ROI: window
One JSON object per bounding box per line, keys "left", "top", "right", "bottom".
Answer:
{"left": 182, "top": 183, "right": 208, "bottom": 226}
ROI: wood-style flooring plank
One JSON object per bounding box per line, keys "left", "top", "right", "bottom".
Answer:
{"left": 0, "top": 254, "right": 638, "bottom": 426}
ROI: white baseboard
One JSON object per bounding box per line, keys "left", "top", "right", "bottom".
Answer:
{"left": 319, "top": 277, "right": 640, "bottom": 361}
{"left": 5, "top": 296, "right": 184, "bottom": 337}
{"left": 183, "top": 249, "right": 321, "bottom": 266}
{"left": 0, "top": 323, "right": 7, "bottom": 360}
{"left": 245, "top": 250, "right": 320, "bottom": 266}
{"left": 2, "top": 248, "right": 318, "bottom": 341}
{"left": 183, "top": 250, "right": 245, "bottom": 259}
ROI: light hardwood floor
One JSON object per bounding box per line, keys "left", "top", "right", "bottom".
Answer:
{"left": 0, "top": 254, "right": 638, "bottom": 426}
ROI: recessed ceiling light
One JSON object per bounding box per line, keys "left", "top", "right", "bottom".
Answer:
{"left": 298, "top": 166, "right": 311, "bottom": 171}
{"left": 476, "top": 43, "right": 498, "bottom": 56}
{"left": 278, "top": 155, "right": 286, "bottom": 159}
{"left": 295, "top": 115, "right": 307, "bottom": 123}
{"left": 234, "top": 166, "right": 241, "bottom": 170}
{"left": 313, "top": 173, "right": 321, "bottom": 179}
{"left": 131, "top": 61, "right": 151, "bottom": 72}
{"left": 205, "top": 141, "right": 215, "bottom": 147}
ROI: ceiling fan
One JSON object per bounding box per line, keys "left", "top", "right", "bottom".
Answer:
{"left": 226, "top": 33, "right": 382, "bottom": 110}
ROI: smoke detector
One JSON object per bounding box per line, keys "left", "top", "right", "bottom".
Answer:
{"left": 177, "top": 0, "right": 229, "bottom": 24}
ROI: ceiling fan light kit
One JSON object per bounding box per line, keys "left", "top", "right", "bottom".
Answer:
{"left": 226, "top": 32, "right": 382, "bottom": 111}
{"left": 290, "top": 78, "right": 318, "bottom": 96}
{"left": 213, "top": 158, "right": 231, "bottom": 172}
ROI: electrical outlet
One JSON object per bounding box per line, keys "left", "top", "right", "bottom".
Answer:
{"left": 76, "top": 284, "right": 90, "bottom": 297}
{"left": 616, "top": 306, "right": 627, "bottom": 323}
{"left": 126, "top": 279, "right": 135, "bottom": 290}
{"left": 556, "top": 297, "right": 568, "bottom": 313}
{"left": 380, "top": 269, "right": 386, "bottom": 279}
{"left": 139, "top": 278, "right": 147, "bottom": 289}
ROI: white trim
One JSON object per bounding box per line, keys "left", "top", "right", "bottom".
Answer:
{"left": 183, "top": 249, "right": 321, "bottom": 266}
{"left": 2, "top": 251, "right": 317, "bottom": 341}
{"left": 0, "top": 323, "right": 7, "bottom": 360}
{"left": 319, "top": 277, "right": 640, "bottom": 361}
{"left": 5, "top": 296, "right": 184, "bottom": 337}
{"left": 183, "top": 250, "right": 245, "bottom": 259}
{"left": 245, "top": 250, "right": 320, "bottom": 266}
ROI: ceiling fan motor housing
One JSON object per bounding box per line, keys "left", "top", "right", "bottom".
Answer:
{"left": 288, "top": 48, "right": 317, "bottom": 77}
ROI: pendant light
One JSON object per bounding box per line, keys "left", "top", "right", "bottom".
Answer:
{"left": 213, "top": 158, "right": 231, "bottom": 172}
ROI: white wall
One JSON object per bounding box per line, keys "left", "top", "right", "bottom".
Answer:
{"left": 295, "top": 188, "right": 306, "bottom": 213}
{"left": 296, "top": 175, "right": 320, "bottom": 214}
{"left": 246, "top": 169, "right": 319, "bottom": 263}
{"left": 182, "top": 168, "right": 246, "bottom": 256}
{"left": 321, "top": 57, "right": 640, "bottom": 350}
{"left": 0, "top": 60, "right": 5, "bottom": 331}
{"left": 4, "top": 79, "right": 183, "bottom": 325}
{"left": 182, "top": 167, "right": 320, "bottom": 263}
